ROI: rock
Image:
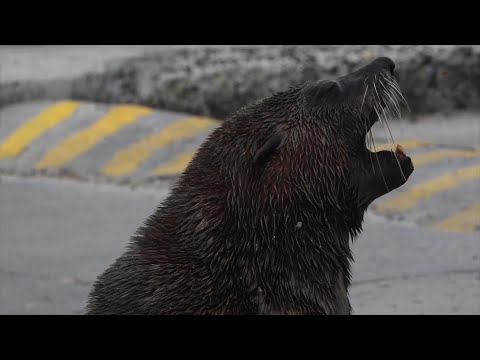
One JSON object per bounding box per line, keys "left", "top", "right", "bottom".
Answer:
{"left": 1, "top": 45, "right": 479, "bottom": 120}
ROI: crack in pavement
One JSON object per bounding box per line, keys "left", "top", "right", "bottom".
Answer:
{"left": 0, "top": 266, "right": 93, "bottom": 287}
{"left": 351, "top": 268, "right": 480, "bottom": 287}
{"left": 2, "top": 266, "right": 479, "bottom": 290}
{"left": 0, "top": 170, "right": 177, "bottom": 191}
{"left": 0, "top": 266, "right": 50, "bottom": 280}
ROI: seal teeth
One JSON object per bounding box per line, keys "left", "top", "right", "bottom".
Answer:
{"left": 395, "top": 144, "right": 406, "bottom": 159}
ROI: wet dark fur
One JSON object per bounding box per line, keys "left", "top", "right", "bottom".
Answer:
{"left": 86, "top": 57, "right": 414, "bottom": 315}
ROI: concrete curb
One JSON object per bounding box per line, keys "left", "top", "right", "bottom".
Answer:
{"left": 1, "top": 45, "right": 479, "bottom": 119}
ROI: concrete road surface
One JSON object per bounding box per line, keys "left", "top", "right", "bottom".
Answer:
{"left": 0, "top": 174, "right": 479, "bottom": 315}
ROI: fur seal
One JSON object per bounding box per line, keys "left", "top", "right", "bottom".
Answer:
{"left": 85, "top": 57, "right": 414, "bottom": 315}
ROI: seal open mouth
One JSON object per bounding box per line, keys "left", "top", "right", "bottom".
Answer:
{"left": 348, "top": 57, "right": 415, "bottom": 206}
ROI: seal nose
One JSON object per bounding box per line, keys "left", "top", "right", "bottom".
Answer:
{"left": 403, "top": 156, "right": 414, "bottom": 175}
{"left": 372, "top": 57, "right": 395, "bottom": 76}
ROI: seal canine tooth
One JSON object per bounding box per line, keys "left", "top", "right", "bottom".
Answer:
{"left": 395, "top": 144, "right": 406, "bottom": 159}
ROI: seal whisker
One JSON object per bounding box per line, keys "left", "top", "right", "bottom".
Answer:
{"left": 370, "top": 93, "right": 396, "bottom": 192}
{"left": 380, "top": 105, "right": 395, "bottom": 148}
{"left": 369, "top": 109, "right": 390, "bottom": 193}
{"left": 360, "top": 81, "right": 374, "bottom": 154}
{"left": 381, "top": 75, "right": 402, "bottom": 119}
{"left": 359, "top": 78, "right": 376, "bottom": 174}
{"left": 374, "top": 101, "right": 407, "bottom": 182}
{"left": 372, "top": 81, "right": 400, "bottom": 155}
{"left": 382, "top": 92, "right": 396, "bottom": 119}
{"left": 372, "top": 76, "right": 386, "bottom": 111}
{"left": 379, "top": 78, "right": 402, "bottom": 119}
{"left": 372, "top": 79, "right": 392, "bottom": 126}
{"left": 360, "top": 81, "right": 370, "bottom": 146}
{"left": 384, "top": 76, "right": 411, "bottom": 112}
{"left": 388, "top": 90, "right": 402, "bottom": 119}
{"left": 382, "top": 91, "right": 402, "bottom": 141}
{"left": 360, "top": 83, "right": 369, "bottom": 113}
{"left": 368, "top": 130, "right": 376, "bottom": 174}
{"left": 384, "top": 121, "right": 405, "bottom": 180}
{"left": 373, "top": 91, "right": 396, "bottom": 152}
{"left": 384, "top": 76, "right": 405, "bottom": 101}
{"left": 373, "top": 97, "right": 405, "bottom": 185}
{"left": 366, "top": 130, "right": 374, "bottom": 153}
{"left": 362, "top": 110, "right": 375, "bottom": 174}
{"left": 365, "top": 122, "right": 375, "bottom": 174}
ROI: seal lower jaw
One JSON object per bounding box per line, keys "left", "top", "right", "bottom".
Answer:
{"left": 364, "top": 142, "right": 412, "bottom": 168}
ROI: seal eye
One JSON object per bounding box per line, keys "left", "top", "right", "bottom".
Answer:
{"left": 389, "top": 64, "right": 395, "bottom": 76}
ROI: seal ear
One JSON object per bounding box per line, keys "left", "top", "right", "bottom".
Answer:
{"left": 304, "top": 80, "right": 341, "bottom": 105}
{"left": 253, "top": 133, "right": 284, "bottom": 165}
{"left": 317, "top": 79, "right": 338, "bottom": 93}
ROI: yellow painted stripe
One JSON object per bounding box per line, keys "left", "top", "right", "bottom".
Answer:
{"left": 157, "top": 139, "right": 473, "bottom": 175}
{"left": 0, "top": 101, "right": 80, "bottom": 159}
{"left": 102, "top": 116, "right": 219, "bottom": 177}
{"left": 432, "top": 202, "right": 480, "bottom": 233}
{"left": 375, "top": 165, "right": 480, "bottom": 213}
{"left": 370, "top": 139, "right": 431, "bottom": 152}
{"left": 36, "top": 105, "right": 152, "bottom": 170}
{"left": 152, "top": 150, "right": 197, "bottom": 176}
{"left": 412, "top": 148, "right": 480, "bottom": 167}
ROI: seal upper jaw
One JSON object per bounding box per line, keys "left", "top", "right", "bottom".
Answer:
{"left": 366, "top": 110, "right": 380, "bottom": 131}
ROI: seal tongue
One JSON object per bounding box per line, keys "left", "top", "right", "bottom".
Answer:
{"left": 395, "top": 144, "right": 406, "bottom": 160}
